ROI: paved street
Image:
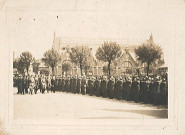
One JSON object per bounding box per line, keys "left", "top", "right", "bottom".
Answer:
{"left": 13, "top": 88, "right": 167, "bottom": 120}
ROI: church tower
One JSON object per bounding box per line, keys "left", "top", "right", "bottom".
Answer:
{"left": 52, "top": 30, "right": 61, "bottom": 51}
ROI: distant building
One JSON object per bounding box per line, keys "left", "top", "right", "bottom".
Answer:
{"left": 51, "top": 32, "right": 141, "bottom": 77}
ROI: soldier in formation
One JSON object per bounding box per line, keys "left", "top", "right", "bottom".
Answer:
{"left": 15, "top": 73, "right": 168, "bottom": 106}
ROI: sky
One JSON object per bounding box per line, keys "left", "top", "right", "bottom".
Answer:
{"left": 6, "top": 0, "right": 185, "bottom": 65}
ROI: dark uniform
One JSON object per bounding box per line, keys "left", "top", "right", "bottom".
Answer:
{"left": 22, "top": 76, "right": 27, "bottom": 94}
{"left": 100, "top": 77, "right": 107, "bottom": 98}
{"left": 94, "top": 77, "right": 101, "bottom": 96}
{"left": 109, "top": 78, "right": 115, "bottom": 99}
{"left": 132, "top": 78, "right": 140, "bottom": 102}
{"left": 18, "top": 76, "right": 23, "bottom": 94}
{"left": 77, "top": 77, "right": 81, "bottom": 94}
{"left": 69, "top": 77, "right": 73, "bottom": 93}
{"left": 160, "top": 79, "right": 167, "bottom": 105}
{"left": 81, "top": 77, "right": 87, "bottom": 95}
{"left": 38, "top": 76, "right": 42, "bottom": 93}
{"left": 64, "top": 77, "right": 70, "bottom": 92}
{"left": 149, "top": 78, "right": 154, "bottom": 104}
{"left": 139, "top": 78, "right": 144, "bottom": 102}
{"left": 116, "top": 78, "right": 123, "bottom": 100}
{"left": 88, "top": 78, "right": 94, "bottom": 96}
{"left": 125, "top": 77, "right": 132, "bottom": 101}
{"left": 143, "top": 78, "right": 150, "bottom": 103}
{"left": 122, "top": 78, "right": 126, "bottom": 100}
{"left": 58, "top": 78, "right": 62, "bottom": 92}
{"left": 73, "top": 76, "right": 77, "bottom": 93}
{"left": 61, "top": 77, "right": 65, "bottom": 92}
{"left": 153, "top": 78, "right": 160, "bottom": 105}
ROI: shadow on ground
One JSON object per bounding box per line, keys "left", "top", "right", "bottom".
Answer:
{"left": 101, "top": 109, "right": 168, "bottom": 119}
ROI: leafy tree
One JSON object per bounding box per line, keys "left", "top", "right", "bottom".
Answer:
{"left": 69, "top": 45, "right": 92, "bottom": 76}
{"left": 135, "top": 34, "right": 163, "bottom": 76}
{"left": 103, "top": 65, "right": 113, "bottom": 76}
{"left": 62, "top": 61, "right": 72, "bottom": 75}
{"left": 96, "top": 41, "right": 122, "bottom": 77}
{"left": 42, "top": 49, "right": 61, "bottom": 75}
{"left": 17, "top": 51, "right": 34, "bottom": 74}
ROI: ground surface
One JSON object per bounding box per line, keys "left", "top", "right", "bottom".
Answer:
{"left": 13, "top": 87, "right": 167, "bottom": 120}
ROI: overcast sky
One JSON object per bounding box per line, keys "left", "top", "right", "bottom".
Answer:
{"left": 6, "top": 0, "right": 185, "bottom": 65}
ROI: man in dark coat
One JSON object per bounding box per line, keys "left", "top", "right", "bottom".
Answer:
{"left": 81, "top": 76, "right": 87, "bottom": 95}
{"left": 17, "top": 75, "right": 23, "bottom": 94}
{"left": 116, "top": 77, "right": 123, "bottom": 100}
{"left": 122, "top": 77, "right": 126, "bottom": 100}
{"left": 64, "top": 76, "right": 70, "bottom": 93}
{"left": 160, "top": 78, "right": 167, "bottom": 105}
{"left": 61, "top": 76, "right": 65, "bottom": 92}
{"left": 153, "top": 76, "right": 161, "bottom": 105}
{"left": 88, "top": 77, "right": 94, "bottom": 96}
{"left": 51, "top": 76, "right": 55, "bottom": 93}
{"left": 16, "top": 75, "right": 21, "bottom": 94}
{"left": 94, "top": 77, "right": 101, "bottom": 97}
{"left": 149, "top": 77, "right": 154, "bottom": 104}
{"left": 139, "top": 78, "right": 144, "bottom": 102}
{"left": 58, "top": 76, "right": 62, "bottom": 92}
{"left": 100, "top": 76, "right": 107, "bottom": 98}
{"left": 143, "top": 76, "right": 150, "bottom": 104}
{"left": 125, "top": 77, "right": 132, "bottom": 101}
{"left": 132, "top": 77, "right": 140, "bottom": 102}
{"left": 109, "top": 76, "right": 115, "bottom": 99}
{"left": 69, "top": 76, "right": 73, "bottom": 93}
{"left": 73, "top": 75, "right": 77, "bottom": 94}
{"left": 77, "top": 76, "right": 82, "bottom": 94}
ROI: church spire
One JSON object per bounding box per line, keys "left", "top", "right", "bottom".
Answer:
{"left": 150, "top": 33, "right": 153, "bottom": 41}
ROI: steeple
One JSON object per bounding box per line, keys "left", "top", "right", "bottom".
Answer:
{"left": 149, "top": 33, "right": 153, "bottom": 41}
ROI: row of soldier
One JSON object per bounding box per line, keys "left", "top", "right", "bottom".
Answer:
{"left": 14, "top": 74, "right": 168, "bottom": 105}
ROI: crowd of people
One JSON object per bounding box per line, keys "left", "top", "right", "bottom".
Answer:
{"left": 14, "top": 74, "right": 168, "bottom": 106}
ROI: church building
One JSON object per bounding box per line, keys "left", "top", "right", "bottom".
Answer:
{"left": 51, "top": 32, "right": 141, "bottom": 77}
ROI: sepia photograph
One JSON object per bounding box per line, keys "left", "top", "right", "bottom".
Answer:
{"left": 12, "top": 13, "right": 168, "bottom": 120}
{"left": 1, "top": 0, "right": 185, "bottom": 134}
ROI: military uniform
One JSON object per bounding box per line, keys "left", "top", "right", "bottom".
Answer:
{"left": 94, "top": 77, "right": 101, "bottom": 96}
{"left": 58, "top": 78, "right": 62, "bottom": 92}
{"left": 41, "top": 76, "right": 46, "bottom": 94}
{"left": 143, "top": 78, "right": 150, "bottom": 103}
{"left": 116, "top": 78, "right": 123, "bottom": 100}
{"left": 73, "top": 76, "right": 77, "bottom": 93}
{"left": 64, "top": 77, "right": 70, "bottom": 92}
{"left": 100, "top": 77, "right": 107, "bottom": 98}
{"left": 109, "top": 77, "right": 115, "bottom": 99}
{"left": 125, "top": 77, "right": 132, "bottom": 101}
{"left": 81, "top": 77, "right": 87, "bottom": 95}
{"left": 132, "top": 78, "right": 140, "bottom": 102}
{"left": 77, "top": 77, "right": 81, "bottom": 94}
{"left": 122, "top": 78, "right": 126, "bottom": 100}
{"left": 88, "top": 77, "right": 94, "bottom": 96}
{"left": 153, "top": 77, "right": 160, "bottom": 105}
{"left": 149, "top": 78, "right": 154, "bottom": 104}
{"left": 61, "top": 77, "right": 65, "bottom": 92}
{"left": 160, "top": 79, "right": 167, "bottom": 105}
